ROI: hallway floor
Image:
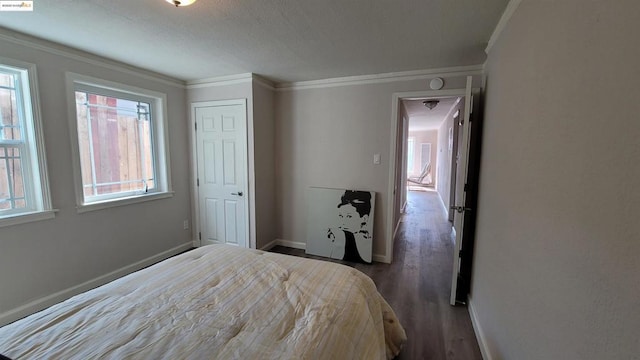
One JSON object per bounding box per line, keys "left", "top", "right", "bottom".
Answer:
{"left": 271, "top": 190, "right": 482, "bottom": 359}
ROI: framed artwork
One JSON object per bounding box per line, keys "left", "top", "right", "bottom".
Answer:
{"left": 306, "top": 187, "right": 375, "bottom": 264}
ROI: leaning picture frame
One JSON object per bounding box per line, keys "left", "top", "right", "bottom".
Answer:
{"left": 306, "top": 187, "right": 375, "bottom": 264}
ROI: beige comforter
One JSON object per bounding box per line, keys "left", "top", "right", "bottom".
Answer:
{"left": 0, "top": 245, "right": 406, "bottom": 359}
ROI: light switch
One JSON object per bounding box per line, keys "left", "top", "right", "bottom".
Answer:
{"left": 373, "top": 153, "right": 381, "bottom": 165}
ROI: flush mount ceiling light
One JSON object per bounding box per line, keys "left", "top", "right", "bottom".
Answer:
{"left": 166, "top": 0, "right": 197, "bottom": 6}
{"left": 423, "top": 100, "right": 439, "bottom": 110}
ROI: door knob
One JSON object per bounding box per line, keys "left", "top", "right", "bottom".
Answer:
{"left": 231, "top": 191, "right": 243, "bottom": 197}
{"left": 450, "top": 205, "right": 472, "bottom": 213}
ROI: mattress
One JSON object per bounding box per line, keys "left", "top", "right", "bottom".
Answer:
{"left": 0, "top": 245, "right": 406, "bottom": 359}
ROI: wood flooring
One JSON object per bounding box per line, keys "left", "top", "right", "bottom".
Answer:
{"left": 270, "top": 190, "right": 482, "bottom": 360}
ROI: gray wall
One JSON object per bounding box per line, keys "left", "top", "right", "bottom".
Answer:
{"left": 471, "top": 1, "right": 640, "bottom": 358}
{"left": 252, "top": 81, "right": 276, "bottom": 249}
{"left": 393, "top": 104, "right": 410, "bottom": 231}
{"left": 0, "top": 34, "right": 191, "bottom": 324}
{"left": 274, "top": 75, "right": 479, "bottom": 259}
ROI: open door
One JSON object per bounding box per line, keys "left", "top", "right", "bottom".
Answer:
{"left": 450, "top": 76, "right": 473, "bottom": 305}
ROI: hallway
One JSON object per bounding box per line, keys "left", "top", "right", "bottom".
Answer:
{"left": 271, "top": 190, "right": 482, "bottom": 359}
{"left": 379, "top": 189, "right": 482, "bottom": 359}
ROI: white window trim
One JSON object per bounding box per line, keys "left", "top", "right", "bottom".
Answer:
{"left": 0, "top": 57, "right": 55, "bottom": 228}
{"left": 65, "top": 72, "right": 173, "bottom": 213}
{"left": 0, "top": 210, "right": 57, "bottom": 228}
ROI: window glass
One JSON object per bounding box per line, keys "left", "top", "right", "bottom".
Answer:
{"left": 75, "top": 91, "right": 155, "bottom": 200}
{"left": 0, "top": 61, "right": 52, "bottom": 223}
{"left": 69, "top": 75, "right": 170, "bottom": 209}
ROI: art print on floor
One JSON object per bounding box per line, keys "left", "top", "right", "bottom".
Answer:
{"left": 306, "top": 187, "right": 375, "bottom": 263}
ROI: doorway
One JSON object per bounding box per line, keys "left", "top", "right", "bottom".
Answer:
{"left": 401, "top": 95, "right": 462, "bottom": 217}
{"left": 388, "top": 77, "right": 480, "bottom": 305}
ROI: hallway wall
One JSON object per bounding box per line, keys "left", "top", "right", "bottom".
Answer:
{"left": 436, "top": 101, "right": 461, "bottom": 212}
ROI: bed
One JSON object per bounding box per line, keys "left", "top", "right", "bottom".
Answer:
{"left": 0, "top": 244, "right": 406, "bottom": 359}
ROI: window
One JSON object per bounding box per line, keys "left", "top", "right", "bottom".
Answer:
{"left": 68, "top": 74, "right": 171, "bottom": 211}
{"left": 0, "top": 59, "right": 53, "bottom": 226}
{"left": 407, "top": 137, "right": 414, "bottom": 176}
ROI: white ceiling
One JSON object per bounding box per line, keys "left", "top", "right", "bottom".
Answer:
{"left": 404, "top": 97, "right": 460, "bottom": 131}
{"left": 0, "top": 0, "right": 509, "bottom": 82}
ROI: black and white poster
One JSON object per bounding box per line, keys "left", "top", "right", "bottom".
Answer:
{"left": 306, "top": 187, "right": 375, "bottom": 263}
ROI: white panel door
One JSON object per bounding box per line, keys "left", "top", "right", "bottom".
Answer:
{"left": 450, "top": 76, "right": 473, "bottom": 305}
{"left": 195, "top": 102, "right": 248, "bottom": 248}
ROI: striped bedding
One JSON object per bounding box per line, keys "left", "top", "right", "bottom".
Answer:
{"left": 0, "top": 245, "right": 406, "bottom": 359}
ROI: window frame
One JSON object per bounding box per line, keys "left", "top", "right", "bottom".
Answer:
{"left": 0, "top": 57, "right": 54, "bottom": 228}
{"left": 66, "top": 73, "right": 173, "bottom": 213}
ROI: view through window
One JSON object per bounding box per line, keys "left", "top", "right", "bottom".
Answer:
{"left": 0, "top": 61, "right": 51, "bottom": 222}
{"left": 74, "top": 90, "right": 156, "bottom": 201}
{"left": 0, "top": 71, "right": 26, "bottom": 212}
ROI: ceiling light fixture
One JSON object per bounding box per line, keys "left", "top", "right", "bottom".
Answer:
{"left": 166, "top": 0, "right": 197, "bottom": 7}
{"left": 423, "top": 100, "right": 439, "bottom": 110}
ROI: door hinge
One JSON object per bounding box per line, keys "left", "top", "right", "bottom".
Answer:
{"left": 470, "top": 95, "right": 474, "bottom": 114}
{"left": 464, "top": 183, "right": 468, "bottom": 191}
{"left": 194, "top": 122, "right": 197, "bottom": 131}
{"left": 199, "top": 232, "right": 201, "bottom": 240}
{"left": 459, "top": 250, "right": 463, "bottom": 258}
{"left": 197, "top": 178, "right": 199, "bottom": 186}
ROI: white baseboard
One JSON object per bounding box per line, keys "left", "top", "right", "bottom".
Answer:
{"left": 275, "top": 239, "right": 306, "bottom": 250}
{"left": 436, "top": 191, "right": 449, "bottom": 219}
{"left": 271, "top": 239, "right": 388, "bottom": 263}
{"left": 259, "top": 239, "right": 278, "bottom": 251}
{"left": 393, "top": 218, "right": 401, "bottom": 240}
{"left": 372, "top": 254, "right": 389, "bottom": 263}
{"left": 468, "top": 296, "right": 492, "bottom": 360}
{"left": 260, "top": 239, "right": 305, "bottom": 251}
{"left": 0, "top": 242, "right": 194, "bottom": 327}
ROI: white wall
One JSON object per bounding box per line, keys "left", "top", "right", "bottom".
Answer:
{"left": 0, "top": 33, "right": 191, "bottom": 324}
{"left": 471, "top": 1, "right": 640, "bottom": 358}
{"left": 275, "top": 75, "right": 480, "bottom": 260}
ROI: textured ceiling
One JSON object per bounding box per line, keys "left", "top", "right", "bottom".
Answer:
{"left": 405, "top": 97, "right": 460, "bottom": 131}
{"left": 0, "top": 0, "right": 509, "bottom": 82}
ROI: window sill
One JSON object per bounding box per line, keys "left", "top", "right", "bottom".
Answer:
{"left": 0, "top": 209, "right": 58, "bottom": 229}
{"left": 77, "top": 191, "right": 174, "bottom": 214}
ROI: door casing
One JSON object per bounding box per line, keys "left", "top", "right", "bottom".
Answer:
{"left": 388, "top": 88, "right": 469, "bottom": 264}
{"left": 190, "top": 99, "right": 251, "bottom": 248}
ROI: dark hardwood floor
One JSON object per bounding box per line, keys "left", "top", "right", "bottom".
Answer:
{"left": 270, "top": 190, "right": 482, "bottom": 360}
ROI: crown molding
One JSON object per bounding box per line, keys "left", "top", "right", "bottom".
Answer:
{"left": 185, "top": 73, "right": 254, "bottom": 89}
{"left": 0, "top": 27, "right": 185, "bottom": 88}
{"left": 251, "top": 74, "right": 276, "bottom": 91}
{"left": 485, "top": 0, "right": 523, "bottom": 55}
{"left": 186, "top": 73, "right": 276, "bottom": 91}
{"left": 275, "top": 65, "right": 484, "bottom": 91}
